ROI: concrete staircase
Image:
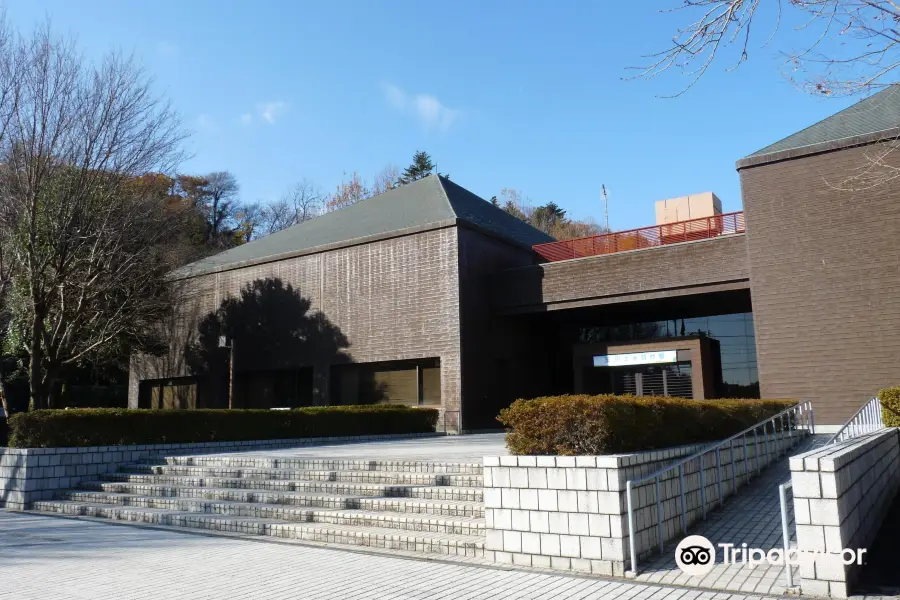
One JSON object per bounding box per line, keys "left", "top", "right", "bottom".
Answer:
{"left": 30, "top": 455, "right": 486, "bottom": 557}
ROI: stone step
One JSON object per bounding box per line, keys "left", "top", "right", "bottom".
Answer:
{"left": 83, "top": 479, "right": 484, "bottom": 502}
{"left": 61, "top": 488, "right": 484, "bottom": 517}
{"left": 151, "top": 456, "right": 483, "bottom": 475}
{"left": 55, "top": 492, "right": 484, "bottom": 534}
{"left": 30, "top": 501, "right": 484, "bottom": 557}
{"left": 122, "top": 464, "right": 483, "bottom": 486}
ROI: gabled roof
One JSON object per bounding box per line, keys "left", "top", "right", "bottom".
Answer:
{"left": 747, "top": 85, "right": 900, "bottom": 159}
{"left": 175, "top": 175, "right": 554, "bottom": 278}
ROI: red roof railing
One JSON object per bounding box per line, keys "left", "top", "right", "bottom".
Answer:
{"left": 533, "top": 211, "right": 745, "bottom": 262}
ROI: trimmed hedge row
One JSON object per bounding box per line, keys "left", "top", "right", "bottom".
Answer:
{"left": 881, "top": 387, "right": 900, "bottom": 427}
{"left": 497, "top": 395, "right": 797, "bottom": 456}
{"left": 7, "top": 406, "right": 439, "bottom": 448}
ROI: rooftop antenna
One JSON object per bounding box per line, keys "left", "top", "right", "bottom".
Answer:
{"left": 601, "top": 184, "right": 610, "bottom": 232}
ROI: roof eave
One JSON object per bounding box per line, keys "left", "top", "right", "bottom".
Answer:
{"left": 736, "top": 126, "right": 900, "bottom": 170}
{"left": 169, "top": 218, "right": 460, "bottom": 281}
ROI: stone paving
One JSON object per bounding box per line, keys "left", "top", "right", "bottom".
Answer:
{"left": 4, "top": 432, "right": 897, "bottom": 599}
{"left": 0, "top": 510, "right": 784, "bottom": 600}
{"left": 634, "top": 435, "right": 833, "bottom": 596}
{"left": 200, "top": 432, "right": 508, "bottom": 462}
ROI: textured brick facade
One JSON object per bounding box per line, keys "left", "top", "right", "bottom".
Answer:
{"left": 492, "top": 234, "right": 750, "bottom": 314}
{"left": 131, "top": 226, "right": 463, "bottom": 424}
{"left": 789, "top": 428, "right": 900, "bottom": 597}
{"left": 457, "top": 227, "right": 545, "bottom": 428}
{"left": 739, "top": 142, "right": 900, "bottom": 425}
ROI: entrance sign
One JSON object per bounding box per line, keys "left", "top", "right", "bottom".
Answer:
{"left": 593, "top": 350, "right": 678, "bottom": 367}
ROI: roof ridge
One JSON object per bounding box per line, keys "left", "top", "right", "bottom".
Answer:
{"left": 747, "top": 85, "right": 900, "bottom": 158}
{"left": 433, "top": 174, "right": 458, "bottom": 219}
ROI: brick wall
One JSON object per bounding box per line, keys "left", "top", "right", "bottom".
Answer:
{"left": 483, "top": 428, "right": 802, "bottom": 576}
{"left": 492, "top": 234, "right": 750, "bottom": 313}
{"left": 131, "top": 227, "right": 462, "bottom": 424}
{"left": 790, "top": 428, "right": 900, "bottom": 598}
{"left": 740, "top": 143, "right": 900, "bottom": 425}
{"left": 457, "top": 227, "right": 546, "bottom": 428}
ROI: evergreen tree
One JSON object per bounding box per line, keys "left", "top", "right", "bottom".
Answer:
{"left": 396, "top": 151, "right": 445, "bottom": 185}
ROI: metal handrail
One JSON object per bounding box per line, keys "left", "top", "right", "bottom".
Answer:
{"left": 625, "top": 400, "right": 814, "bottom": 575}
{"left": 533, "top": 211, "right": 745, "bottom": 262}
{"left": 828, "top": 397, "right": 884, "bottom": 444}
{"left": 775, "top": 397, "right": 885, "bottom": 590}
{"left": 779, "top": 481, "right": 796, "bottom": 589}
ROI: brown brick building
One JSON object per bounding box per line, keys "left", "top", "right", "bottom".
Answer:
{"left": 131, "top": 88, "right": 900, "bottom": 430}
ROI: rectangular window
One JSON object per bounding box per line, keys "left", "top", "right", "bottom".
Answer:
{"left": 138, "top": 377, "right": 198, "bottom": 409}
{"left": 330, "top": 358, "right": 441, "bottom": 406}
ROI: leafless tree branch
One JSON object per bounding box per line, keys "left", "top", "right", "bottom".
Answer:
{"left": 0, "top": 19, "right": 187, "bottom": 409}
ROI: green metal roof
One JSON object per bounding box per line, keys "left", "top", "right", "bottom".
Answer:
{"left": 748, "top": 85, "right": 900, "bottom": 158}
{"left": 175, "top": 175, "right": 554, "bottom": 277}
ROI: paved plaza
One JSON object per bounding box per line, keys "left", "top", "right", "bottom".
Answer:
{"left": 1, "top": 510, "right": 783, "bottom": 600}
{"left": 206, "top": 432, "right": 509, "bottom": 462}
{"left": 4, "top": 433, "right": 897, "bottom": 599}
{"left": 634, "top": 435, "right": 831, "bottom": 595}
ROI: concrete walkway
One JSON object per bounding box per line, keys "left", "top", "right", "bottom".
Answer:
{"left": 634, "top": 434, "right": 832, "bottom": 596}
{"left": 203, "top": 432, "right": 508, "bottom": 462}
{"left": 0, "top": 510, "right": 782, "bottom": 600}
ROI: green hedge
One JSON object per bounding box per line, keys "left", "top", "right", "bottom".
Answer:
{"left": 880, "top": 387, "right": 900, "bottom": 427}
{"left": 497, "top": 395, "right": 797, "bottom": 455}
{"left": 8, "top": 406, "right": 438, "bottom": 448}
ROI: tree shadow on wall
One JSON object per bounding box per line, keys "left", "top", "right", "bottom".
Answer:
{"left": 184, "top": 277, "right": 352, "bottom": 408}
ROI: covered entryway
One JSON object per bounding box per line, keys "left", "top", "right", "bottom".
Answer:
{"left": 574, "top": 337, "right": 721, "bottom": 400}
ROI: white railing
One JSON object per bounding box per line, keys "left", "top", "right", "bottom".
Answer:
{"left": 775, "top": 396, "right": 886, "bottom": 589}
{"left": 625, "top": 401, "right": 815, "bottom": 576}
{"left": 778, "top": 481, "right": 796, "bottom": 589}
{"left": 828, "top": 397, "right": 884, "bottom": 444}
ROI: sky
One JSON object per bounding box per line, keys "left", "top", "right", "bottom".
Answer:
{"left": 4, "top": 0, "right": 865, "bottom": 231}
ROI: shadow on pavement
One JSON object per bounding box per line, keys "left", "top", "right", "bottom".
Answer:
{"left": 854, "top": 491, "right": 900, "bottom": 595}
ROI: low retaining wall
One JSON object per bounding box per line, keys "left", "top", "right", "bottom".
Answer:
{"left": 484, "top": 429, "right": 801, "bottom": 575}
{"left": 790, "top": 428, "right": 900, "bottom": 598}
{"left": 0, "top": 432, "right": 438, "bottom": 510}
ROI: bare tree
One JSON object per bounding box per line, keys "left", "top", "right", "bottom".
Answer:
{"left": 259, "top": 179, "right": 322, "bottom": 235}
{"left": 637, "top": 1, "right": 900, "bottom": 98}
{"left": 639, "top": 1, "right": 900, "bottom": 187}
{"left": 176, "top": 171, "right": 240, "bottom": 247}
{"left": 372, "top": 165, "right": 399, "bottom": 195}
{"left": 325, "top": 171, "right": 371, "bottom": 212}
{"left": 234, "top": 201, "right": 264, "bottom": 243}
{"left": 205, "top": 171, "right": 239, "bottom": 238}
{"left": 0, "top": 20, "right": 187, "bottom": 410}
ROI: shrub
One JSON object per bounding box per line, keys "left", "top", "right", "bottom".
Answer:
{"left": 880, "top": 387, "right": 900, "bottom": 427}
{"left": 8, "top": 405, "right": 438, "bottom": 448}
{"left": 497, "top": 395, "right": 797, "bottom": 455}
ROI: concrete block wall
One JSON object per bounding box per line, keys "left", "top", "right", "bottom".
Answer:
{"left": 790, "top": 428, "right": 900, "bottom": 598}
{"left": 484, "top": 429, "right": 802, "bottom": 575}
{"left": 0, "top": 432, "right": 438, "bottom": 510}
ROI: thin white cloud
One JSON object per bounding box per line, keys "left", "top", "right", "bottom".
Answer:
{"left": 381, "top": 83, "right": 459, "bottom": 132}
{"left": 383, "top": 83, "right": 406, "bottom": 110}
{"left": 195, "top": 114, "right": 217, "bottom": 133}
{"left": 157, "top": 41, "right": 178, "bottom": 59}
{"left": 259, "top": 101, "right": 286, "bottom": 124}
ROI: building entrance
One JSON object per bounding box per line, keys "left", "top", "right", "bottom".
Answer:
{"left": 583, "top": 363, "right": 693, "bottom": 398}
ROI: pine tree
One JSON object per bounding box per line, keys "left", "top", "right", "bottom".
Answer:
{"left": 396, "top": 151, "right": 444, "bottom": 186}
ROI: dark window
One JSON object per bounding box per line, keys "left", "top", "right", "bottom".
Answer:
{"left": 330, "top": 358, "right": 441, "bottom": 406}
{"left": 234, "top": 368, "right": 314, "bottom": 409}
{"left": 138, "top": 377, "right": 198, "bottom": 409}
{"left": 579, "top": 312, "right": 759, "bottom": 398}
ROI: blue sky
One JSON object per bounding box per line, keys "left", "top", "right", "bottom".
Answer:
{"left": 6, "top": 0, "right": 861, "bottom": 230}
